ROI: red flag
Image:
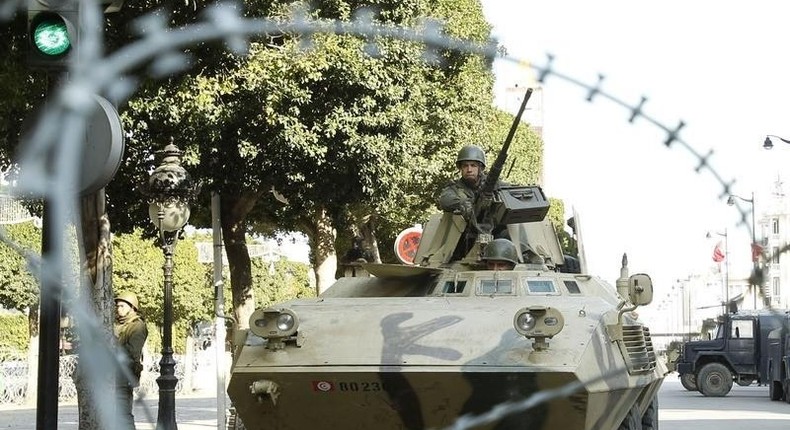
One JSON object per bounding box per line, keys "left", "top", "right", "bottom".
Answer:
{"left": 712, "top": 242, "right": 725, "bottom": 263}
{"left": 751, "top": 243, "right": 763, "bottom": 262}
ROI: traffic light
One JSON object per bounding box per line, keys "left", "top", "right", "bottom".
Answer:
{"left": 27, "top": 0, "right": 79, "bottom": 70}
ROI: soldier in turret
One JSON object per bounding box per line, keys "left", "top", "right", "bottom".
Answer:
{"left": 438, "top": 145, "right": 511, "bottom": 260}
{"left": 438, "top": 144, "right": 488, "bottom": 221}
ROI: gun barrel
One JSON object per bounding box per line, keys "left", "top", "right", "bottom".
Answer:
{"left": 480, "top": 87, "right": 534, "bottom": 197}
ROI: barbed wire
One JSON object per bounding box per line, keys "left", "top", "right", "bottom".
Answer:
{"left": 0, "top": 0, "right": 780, "bottom": 428}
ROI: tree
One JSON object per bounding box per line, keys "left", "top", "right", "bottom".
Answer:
{"left": 110, "top": 0, "right": 531, "bottom": 328}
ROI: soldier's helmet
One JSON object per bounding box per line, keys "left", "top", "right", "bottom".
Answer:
{"left": 115, "top": 292, "right": 139, "bottom": 311}
{"left": 481, "top": 238, "right": 519, "bottom": 265}
{"left": 455, "top": 145, "right": 486, "bottom": 169}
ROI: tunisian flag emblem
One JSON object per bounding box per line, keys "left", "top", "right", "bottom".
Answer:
{"left": 312, "top": 381, "right": 335, "bottom": 392}
{"left": 712, "top": 242, "right": 725, "bottom": 263}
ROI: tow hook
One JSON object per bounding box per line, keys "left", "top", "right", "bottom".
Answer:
{"left": 250, "top": 380, "right": 280, "bottom": 406}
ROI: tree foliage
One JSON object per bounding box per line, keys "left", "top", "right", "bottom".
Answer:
{"left": 0, "top": 221, "right": 41, "bottom": 312}
{"left": 111, "top": 229, "right": 215, "bottom": 333}
{"left": 252, "top": 258, "right": 315, "bottom": 307}
{"left": 0, "top": 0, "right": 547, "bottom": 330}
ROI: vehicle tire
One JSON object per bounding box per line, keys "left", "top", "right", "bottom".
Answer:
{"left": 641, "top": 395, "right": 658, "bottom": 430}
{"left": 783, "top": 380, "right": 790, "bottom": 404}
{"left": 697, "top": 363, "right": 733, "bottom": 397}
{"left": 680, "top": 374, "right": 697, "bottom": 391}
{"left": 617, "top": 403, "right": 641, "bottom": 430}
{"left": 735, "top": 377, "right": 753, "bottom": 387}
{"left": 769, "top": 380, "right": 783, "bottom": 401}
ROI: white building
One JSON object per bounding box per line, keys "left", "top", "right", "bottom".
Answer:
{"left": 760, "top": 178, "right": 790, "bottom": 309}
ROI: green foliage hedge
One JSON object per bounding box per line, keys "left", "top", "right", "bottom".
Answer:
{"left": 0, "top": 313, "right": 29, "bottom": 353}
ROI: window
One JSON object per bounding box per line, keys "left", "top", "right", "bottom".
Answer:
{"left": 440, "top": 280, "right": 467, "bottom": 294}
{"left": 524, "top": 279, "right": 557, "bottom": 293}
{"left": 479, "top": 279, "right": 514, "bottom": 294}
{"left": 773, "top": 277, "right": 780, "bottom": 298}
{"left": 730, "top": 320, "right": 754, "bottom": 339}
{"left": 563, "top": 280, "right": 581, "bottom": 294}
{"left": 773, "top": 246, "right": 780, "bottom": 265}
{"left": 772, "top": 218, "right": 780, "bottom": 235}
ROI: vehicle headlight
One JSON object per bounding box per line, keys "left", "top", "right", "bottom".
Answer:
{"left": 513, "top": 306, "right": 565, "bottom": 350}
{"left": 249, "top": 307, "right": 299, "bottom": 340}
{"left": 515, "top": 312, "right": 537, "bottom": 332}
{"left": 276, "top": 313, "right": 295, "bottom": 332}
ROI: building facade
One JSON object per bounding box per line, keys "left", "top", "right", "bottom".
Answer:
{"left": 761, "top": 179, "right": 790, "bottom": 309}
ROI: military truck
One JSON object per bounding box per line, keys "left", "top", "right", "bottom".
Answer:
{"left": 675, "top": 309, "right": 789, "bottom": 397}
{"left": 227, "top": 90, "right": 664, "bottom": 429}
{"left": 767, "top": 312, "right": 790, "bottom": 402}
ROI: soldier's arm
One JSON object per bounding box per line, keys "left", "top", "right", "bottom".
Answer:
{"left": 438, "top": 183, "right": 473, "bottom": 219}
{"left": 439, "top": 184, "right": 465, "bottom": 213}
{"left": 126, "top": 322, "right": 148, "bottom": 362}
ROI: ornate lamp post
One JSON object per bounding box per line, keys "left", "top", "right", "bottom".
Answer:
{"left": 763, "top": 134, "right": 790, "bottom": 150}
{"left": 145, "top": 143, "right": 197, "bottom": 430}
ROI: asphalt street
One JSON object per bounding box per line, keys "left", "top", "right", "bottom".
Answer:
{"left": 0, "top": 390, "right": 221, "bottom": 430}
{"left": 2, "top": 377, "right": 790, "bottom": 429}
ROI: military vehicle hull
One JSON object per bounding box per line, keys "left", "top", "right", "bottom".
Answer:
{"left": 228, "top": 271, "right": 664, "bottom": 430}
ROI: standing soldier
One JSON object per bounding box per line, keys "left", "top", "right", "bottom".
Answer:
{"left": 114, "top": 292, "right": 148, "bottom": 429}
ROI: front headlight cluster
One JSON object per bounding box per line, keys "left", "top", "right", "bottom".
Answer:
{"left": 249, "top": 307, "right": 300, "bottom": 349}
{"left": 513, "top": 306, "right": 565, "bottom": 351}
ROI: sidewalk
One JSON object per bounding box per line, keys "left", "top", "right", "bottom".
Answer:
{"left": 0, "top": 389, "right": 227, "bottom": 430}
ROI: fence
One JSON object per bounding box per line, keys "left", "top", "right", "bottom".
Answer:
{"left": 0, "top": 345, "right": 216, "bottom": 405}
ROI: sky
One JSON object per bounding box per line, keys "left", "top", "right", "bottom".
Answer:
{"left": 479, "top": 0, "right": 790, "bottom": 304}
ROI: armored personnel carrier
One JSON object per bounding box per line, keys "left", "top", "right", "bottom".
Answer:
{"left": 227, "top": 91, "right": 665, "bottom": 429}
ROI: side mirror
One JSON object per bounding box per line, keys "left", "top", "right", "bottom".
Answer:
{"left": 628, "top": 273, "right": 653, "bottom": 306}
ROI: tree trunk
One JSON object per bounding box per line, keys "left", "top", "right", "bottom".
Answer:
{"left": 358, "top": 214, "right": 381, "bottom": 264}
{"left": 74, "top": 190, "right": 116, "bottom": 430}
{"left": 304, "top": 206, "right": 337, "bottom": 295}
{"left": 220, "top": 191, "right": 261, "bottom": 332}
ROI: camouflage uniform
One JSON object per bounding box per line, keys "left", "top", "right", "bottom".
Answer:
{"left": 114, "top": 300, "right": 147, "bottom": 430}
{"left": 438, "top": 176, "right": 481, "bottom": 219}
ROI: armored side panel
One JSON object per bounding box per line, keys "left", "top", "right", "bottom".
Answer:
{"left": 509, "top": 220, "right": 565, "bottom": 268}
{"left": 412, "top": 212, "right": 467, "bottom": 266}
{"left": 492, "top": 185, "right": 550, "bottom": 224}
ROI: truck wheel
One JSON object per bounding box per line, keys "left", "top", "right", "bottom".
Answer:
{"left": 641, "top": 395, "right": 658, "bottom": 430}
{"left": 784, "top": 380, "right": 790, "bottom": 404}
{"left": 680, "top": 374, "right": 697, "bottom": 391}
{"left": 769, "top": 380, "right": 783, "bottom": 401}
{"left": 697, "top": 363, "right": 733, "bottom": 397}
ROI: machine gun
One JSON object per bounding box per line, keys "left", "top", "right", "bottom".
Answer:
{"left": 471, "top": 88, "right": 549, "bottom": 242}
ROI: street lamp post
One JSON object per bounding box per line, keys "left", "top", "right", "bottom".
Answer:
{"left": 145, "top": 143, "right": 197, "bottom": 430}
{"left": 708, "top": 230, "right": 729, "bottom": 312}
{"left": 727, "top": 192, "right": 759, "bottom": 308}
{"left": 763, "top": 134, "right": 790, "bottom": 150}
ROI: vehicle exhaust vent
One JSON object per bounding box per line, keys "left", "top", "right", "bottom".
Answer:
{"left": 619, "top": 325, "right": 657, "bottom": 374}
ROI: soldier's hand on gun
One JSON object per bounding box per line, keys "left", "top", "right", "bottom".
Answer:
{"left": 460, "top": 200, "right": 474, "bottom": 221}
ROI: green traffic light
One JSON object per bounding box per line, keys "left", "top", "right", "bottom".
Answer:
{"left": 32, "top": 15, "right": 71, "bottom": 57}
